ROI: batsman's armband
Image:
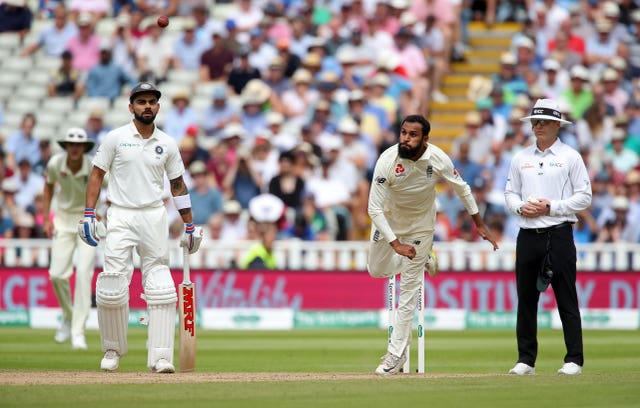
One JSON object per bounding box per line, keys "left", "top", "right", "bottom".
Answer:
{"left": 173, "top": 194, "right": 191, "bottom": 210}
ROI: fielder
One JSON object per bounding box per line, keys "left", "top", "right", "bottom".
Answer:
{"left": 368, "top": 115, "right": 499, "bottom": 376}
{"left": 79, "top": 82, "right": 203, "bottom": 373}
{"left": 43, "top": 128, "right": 100, "bottom": 350}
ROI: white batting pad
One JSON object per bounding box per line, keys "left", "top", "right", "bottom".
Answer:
{"left": 144, "top": 266, "right": 178, "bottom": 368}
{"left": 96, "top": 272, "right": 129, "bottom": 355}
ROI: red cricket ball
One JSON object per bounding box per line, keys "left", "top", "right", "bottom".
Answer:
{"left": 157, "top": 15, "right": 169, "bottom": 28}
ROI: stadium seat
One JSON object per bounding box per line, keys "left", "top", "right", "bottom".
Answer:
{"left": 166, "top": 69, "right": 199, "bottom": 86}
{"left": 34, "top": 54, "right": 60, "bottom": 72}
{"left": 16, "top": 85, "right": 48, "bottom": 101}
{"left": 1, "top": 111, "right": 25, "bottom": 129}
{"left": 6, "top": 98, "right": 39, "bottom": 115}
{"left": 0, "top": 33, "right": 21, "bottom": 52}
{"left": 2, "top": 57, "right": 33, "bottom": 73}
{"left": 26, "top": 69, "right": 52, "bottom": 86}
{"left": 43, "top": 97, "right": 76, "bottom": 115}
{"left": 76, "top": 96, "right": 111, "bottom": 112}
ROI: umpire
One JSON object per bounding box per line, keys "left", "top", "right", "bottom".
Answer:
{"left": 505, "top": 99, "right": 592, "bottom": 376}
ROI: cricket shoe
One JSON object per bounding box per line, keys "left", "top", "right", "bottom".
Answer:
{"left": 558, "top": 362, "right": 582, "bottom": 375}
{"left": 54, "top": 320, "right": 71, "bottom": 343}
{"left": 151, "top": 358, "right": 175, "bottom": 374}
{"left": 426, "top": 249, "right": 438, "bottom": 277}
{"left": 508, "top": 362, "right": 535, "bottom": 375}
{"left": 71, "top": 335, "right": 87, "bottom": 350}
{"left": 100, "top": 350, "right": 120, "bottom": 371}
{"left": 375, "top": 351, "right": 407, "bottom": 376}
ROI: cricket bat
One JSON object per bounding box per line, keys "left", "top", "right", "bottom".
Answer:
{"left": 178, "top": 246, "right": 196, "bottom": 372}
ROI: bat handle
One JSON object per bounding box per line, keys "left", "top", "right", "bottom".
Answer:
{"left": 183, "top": 246, "right": 191, "bottom": 284}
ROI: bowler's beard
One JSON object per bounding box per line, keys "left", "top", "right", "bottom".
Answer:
{"left": 398, "top": 143, "right": 422, "bottom": 159}
{"left": 134, "top": 111, "right": 156, "bottom": 124}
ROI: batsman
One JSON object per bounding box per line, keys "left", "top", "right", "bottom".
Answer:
{"left": 79, "top": 82, "right": 203, "bottom": 373}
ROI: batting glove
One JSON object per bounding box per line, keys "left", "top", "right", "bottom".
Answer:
{"left": 78, "top": 208, "right": 102, "bottom": 247}
{"left": 180, "top": 223, "right": 203, "bottom": 254}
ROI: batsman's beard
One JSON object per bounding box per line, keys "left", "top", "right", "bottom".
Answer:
{"left": 135, "top": 111, "right": 156, "bottom": 125}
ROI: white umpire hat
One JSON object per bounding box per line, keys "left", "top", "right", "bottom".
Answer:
{"left": 58, "top": 127, "right": 95, "bottom": 152}
{"left": 520, "top": 99, "right": 572, "bottom": 125}
{"left": 249, "top": 194, "right": 284, "bottom": 223}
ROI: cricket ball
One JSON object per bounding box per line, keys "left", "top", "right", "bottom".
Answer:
{"left": 157, "top": 15, "right": 169, "bottom": 28}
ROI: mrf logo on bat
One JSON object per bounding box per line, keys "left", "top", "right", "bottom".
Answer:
{"left": 182, "top": 287, "right": 195, "bottom": 336}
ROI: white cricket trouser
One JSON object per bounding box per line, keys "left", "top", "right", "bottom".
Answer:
{"left": 49, "top": 210, "right": 97, "bottom": 338}
{"left": 367, "top": 228, "right": 432, "bottom": 358}
{"left": 102, "top": 205, "right": 170, "bottom": 284}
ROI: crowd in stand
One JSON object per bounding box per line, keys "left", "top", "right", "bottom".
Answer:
{"left": 1, "top": 0, "right": 640, "bottom": 252}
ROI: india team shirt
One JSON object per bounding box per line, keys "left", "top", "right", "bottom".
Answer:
{"left": 368, "top": 143, "right": 479, "bottom": 242}
{"left": 93, "top": 122, "right": 184, "bottom": 209}
{"left": 45, "top": 152, "right": 92, "bottom": 214}
{"left": 504, "top": 138, "right": 592, "bottom": 229}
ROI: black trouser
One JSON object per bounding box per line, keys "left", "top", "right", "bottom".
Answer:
{"left": 515, "top": 223, "right": 583, "bottom": 367}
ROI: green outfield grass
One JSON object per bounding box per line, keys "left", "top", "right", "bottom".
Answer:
{"left": 1, "top": 328, "right": 639, "bottom": 407}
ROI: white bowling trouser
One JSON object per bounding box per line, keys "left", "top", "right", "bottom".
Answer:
{"left": 367, "top": 229, "right": 432, "bottom": 358}
{"left": 102, "top": 205, "right": 169, "bottom": 283}
{"left": 49, "top": 210, "right": 97, "bottom": 338}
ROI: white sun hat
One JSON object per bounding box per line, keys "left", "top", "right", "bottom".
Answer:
{"left": 520, "top": 99, "right": 572, "bottom": 125}
{"left": 249, "top": 194, "right": 285, "bottom": 223}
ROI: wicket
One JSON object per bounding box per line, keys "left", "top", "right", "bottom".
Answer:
{"left": 387, "top": 272, "right": 425, "bottom": 373}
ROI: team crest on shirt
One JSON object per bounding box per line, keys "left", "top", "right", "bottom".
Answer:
{"left": 155, "top": 145, "right": 164, "bottom": 155}
{"left": 395, "top": 163, "right": 405, "bottom": 176}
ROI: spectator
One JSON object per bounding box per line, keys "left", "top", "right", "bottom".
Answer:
{"left": 227, "top": 46, "right": 261, "bottom": 95}
{"left": 604, "top": 129, "right": 639, "bottom": 173}
{"left": 275, "top": 37, "right": 301, "bottom": 78}
{"left": 172, "top": 19, "right": 208, "bottom": 71}
{"left": 219, "top": 200, "right": 248, "bottom": 241}
{"left": 266, "top": 111, "right": 299, "bottom": 153}
{"left": 452, "top": 137, "right": 486, "bottom": 187}
{"left": 1, "top": 178, "right": 19, "bottom": 221}
{"left": 477, "top": 97, "right": 508, "bottom": 145}
{"left": 247, "top": 28, "right": 278, "bottom": 76}
{"left": 85, "top": 44, "right": 135, "bottom": 102}
{"left": 0, "top": 0, "right": 32, "bottom": 42}
{"left": 601, "top": 68, "right": 629, "bottom": 116}
{"left": 84, "top": 108, "right": 111, "bottom": 145}
{"left": 229, "top": 0, "right": 263, "bottom": 44}
{"left": 136, "top": 23, "right": 173, "bottom": 83}
{"left": 199, "top": 29, "right": 234, "bottom": 82}
{"left": 5, "top": 113, "right": 40, "bottom": 169}
{"left": 250, "top": 134, "right": 279, "bottom": 191}
{"left": 109, "top": 13, "right": 138, "bottom": 78}
{"left": 33, "top": 139, "right": 52, "bottom": 176}
{"left": 585, "top": 19, "right": 621, "bottom": 74}
{"left": 223, "top": 148, "right": 262, "bottom": 209}
{"left": 36, "top": 0, "right": 64, "bottom": 19}
{"left": 112, "top": 0, "right": 137, "bottom": 17}
{"left": 268, "top": 150, "right": 305, "bottom": 210}
{"left": 492, "top": 52, "right": 528, "bottom": 97}
{"left": 187, "top": 160, "right": 223, "bottom": 226}
{"left": 262, "top": 56, "right": 291, "bottom": 98}
{"left": 239, "top": 84, "right": 270, "bottom": 139}
{"left": 547, "top": 29, "right": 584, "bottom": 70}
{"left": 21, "top": 5, "right": 77, "bottom": 57}
{"left": 65, "top": 12, "right": 101, "bottom": 72}
{"left": 0, "top": 204, "right": 15, "bottom": 239}
{"left": 47, "top": 50, "right": 84, "bottom": 100}
{"left": 559, "top": 65, "right": 593, "bottom": 120}
{"left": 67, "top": 0, "right": 110, "bottom": 20}
{"left": 135, "top": 0, "right": 178, "bottom": 17}
{"left": 281, "top": 68, "right": 318, "bottom": 126}
{"left": 11, "top": 159, "right": 45, "bottom": 212}
{"left": 163, "top": 90, "right": 199, "bottom": 143}
{"left": 537, "top": 58, "right": 569, "bottom": 100}
{"left": 200, "top": 86, "right": 240, "bottom": 138}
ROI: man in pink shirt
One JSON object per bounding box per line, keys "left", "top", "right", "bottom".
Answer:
{"left": 65, "top": 12, "right": 101, "bottom": 72}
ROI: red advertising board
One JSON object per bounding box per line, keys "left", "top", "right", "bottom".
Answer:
{"left": 1, "top": 269, "right": 639, "bottom": 311}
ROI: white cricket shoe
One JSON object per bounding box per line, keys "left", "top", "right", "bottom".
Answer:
{"left": 375, "top": 351, "right": 407, "bottom": 376}
{"left": 100, "top": 350, "right": 120, "bottom": 371}
{"left": 508, "top": 362, "right": 535, "bottom": 375}
{"left": 54, "top": 320, "right": 71, "bottom": 343}
{"left": 151, "top": 358, "right": 175, "bottom": 374}
{"left": 71, "top": 335, "right": 87, "bottom": 350}
{"left": 558, "top": 362, "right": 582, "bottom": 375}
{"left": 426, "top": 250, "right": 438, "bottom": 277}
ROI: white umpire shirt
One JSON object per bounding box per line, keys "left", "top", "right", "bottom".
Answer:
{"left": 504, "top": 138, "right": 592, "bottom": 229}
{"left": 368, "top": 143, "right": 479, "bottom": 242}
{"left": 46, "top": 152, "right": 93, "bottom": 214}
{"left": 93, "top": 122, "right": 185, "bottom": 209}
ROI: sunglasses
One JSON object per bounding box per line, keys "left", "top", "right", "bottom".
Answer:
{"left": 531, "top": 119, "right": 552, "bottom": 127}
